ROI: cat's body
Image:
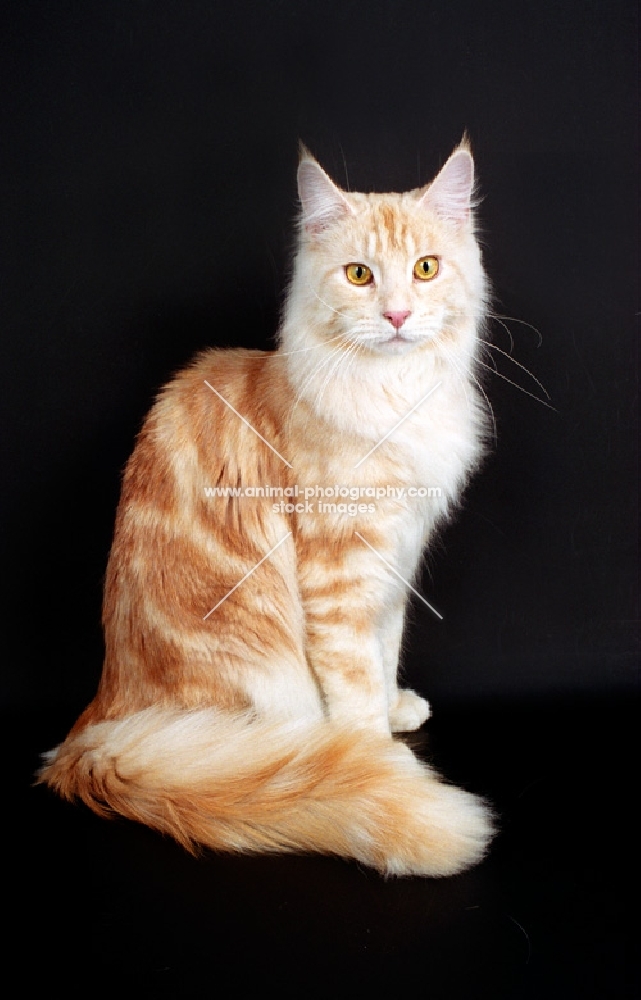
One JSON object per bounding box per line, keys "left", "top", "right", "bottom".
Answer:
{"left": 40, "top": 143, "right": 494, "bottom": 876}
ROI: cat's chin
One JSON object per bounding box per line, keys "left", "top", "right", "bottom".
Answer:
{"left": 367, "top": 334, "right": 431, "bottom": 356}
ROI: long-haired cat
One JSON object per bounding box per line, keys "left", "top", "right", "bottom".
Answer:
{"left": 39, "top": 141, "right": 495, "bottom": 876}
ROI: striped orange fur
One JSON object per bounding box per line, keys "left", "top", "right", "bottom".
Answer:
{"left": 39, "top": 143, "right": 495, "bottom": 876}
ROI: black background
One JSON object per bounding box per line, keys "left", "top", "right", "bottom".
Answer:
{"left": 3, "top": 1, "right": 637, "bottom": 994}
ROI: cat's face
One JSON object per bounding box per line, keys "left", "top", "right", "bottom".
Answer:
{"left": 285, "top": 145, "right": 486, "bottom": 364}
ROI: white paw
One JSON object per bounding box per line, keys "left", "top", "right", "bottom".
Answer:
{"left": 389, "top": 688, "right": 431, "bottom": 733}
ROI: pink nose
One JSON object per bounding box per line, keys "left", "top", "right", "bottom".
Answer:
{"left": 384, "top": 310, "right": 411, "bottom": 330}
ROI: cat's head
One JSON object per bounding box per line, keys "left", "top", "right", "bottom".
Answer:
{"left": 281, "top": 142, "right": 487, "bottom": 370}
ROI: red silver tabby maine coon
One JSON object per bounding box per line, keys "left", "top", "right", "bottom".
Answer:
{"left": 40, "top": 142, "right": 494, "bottom": 876}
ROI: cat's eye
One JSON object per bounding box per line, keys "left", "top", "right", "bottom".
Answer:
{"left": 413, "top": 256, "right": 440, "bottom": 281}
{"left": 345, "top": 263, "right": 373, "bottom": 286}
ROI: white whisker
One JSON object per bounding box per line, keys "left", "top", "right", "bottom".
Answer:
{"left": 489, "top": 312, "right": 543, "bottom": 348}
{"left": 441, "top": 343, "right": 497, "bottom": 444}
{"left": 488, "top": 315, "right": 514, "bottom": 353}
{"left": 313, "top": 339, "right": 358, "bottom": 413}
{"left": 288, "top": 340, "right": 349, "bottom": 423}
{"left": 479, "top": 343, "right": 499, "bottom": 372}
{"left": 313, "top": 290, "right": 353, "bottom": 320}
{"left": 480, "top": 339, "right": 551, "bottom": 399}
{"left": 475, "top": 359, "right": 557, "bottom": 411}
{"left": 438, "top": 344, "right": 471, "bottom": 410}
{"left": 277, "top": 331, "right": 346, "bottom": 357}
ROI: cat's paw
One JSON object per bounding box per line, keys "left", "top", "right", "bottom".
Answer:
{"left": 389, "top": 689, "right": 431, "bottom": 732}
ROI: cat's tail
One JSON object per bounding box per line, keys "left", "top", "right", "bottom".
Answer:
{"left": 38, "top": 707, "right": 493, "bottom": 877}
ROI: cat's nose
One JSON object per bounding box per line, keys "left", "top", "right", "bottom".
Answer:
{"left": 383, "top": 310, "right": 411, "bottom": 330}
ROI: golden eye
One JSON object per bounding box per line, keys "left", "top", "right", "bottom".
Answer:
{"left": 345, "top": 263, "right": 373, "bottom": 285}
{"left": 413, "top": 256, "right": 439, "bottom": 281}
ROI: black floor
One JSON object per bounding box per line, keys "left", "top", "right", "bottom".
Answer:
{"left": 13, "top": 694, "right": 636, "bottom": 996}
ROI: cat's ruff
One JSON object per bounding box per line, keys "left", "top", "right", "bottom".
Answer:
{"left": 40, "top": 143, "right": 495, "bottom": 877}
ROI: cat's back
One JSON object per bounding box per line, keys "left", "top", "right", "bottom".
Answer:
{"left": 151, "top": 346, "right": 277, "bottom": 426}
{"left": 87, "top": 345, "right": 293, "bottom": 723}
{"left": 123, "top": 347, "right": 285, "bottom": 481}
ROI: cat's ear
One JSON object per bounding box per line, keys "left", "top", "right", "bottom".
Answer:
{"left": 297, "top": 152, "right": 353, "bottom": 234}
{"left": 419, "top": 145, "right": 475, "bottom": 226}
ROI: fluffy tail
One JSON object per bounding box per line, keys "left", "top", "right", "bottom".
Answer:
{"left": 38, "top": 708, "right": 493, "bottom": 877}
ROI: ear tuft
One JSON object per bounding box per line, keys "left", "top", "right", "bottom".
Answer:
{"left": 297, "top": 157, "right": 353, "bottom": 234}
{"left": 419, "top": 146, "right": 475, "bottom": 226}
{"left": 298, "top": 140, "right": 313, "bottom": 163}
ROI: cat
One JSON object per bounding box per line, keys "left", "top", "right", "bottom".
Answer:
{"left": 39, "top": 140, "right": 495, "bottom": 877}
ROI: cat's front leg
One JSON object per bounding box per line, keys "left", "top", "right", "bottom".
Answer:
{"left": 305, "top": 616, "right": 390, "bottom": 733}
{"left": 300, "top": 570, "right": 390, "bottom": 734}
{"left": 380, "top": 600, "right": 431, "bottom": 733}
{"left": 389, "top": 689, "right": 432, "bottom": 733}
